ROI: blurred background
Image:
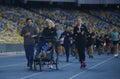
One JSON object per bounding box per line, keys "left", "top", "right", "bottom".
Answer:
{"left": 0, "top": 0, "right": 119, "bottom": 52}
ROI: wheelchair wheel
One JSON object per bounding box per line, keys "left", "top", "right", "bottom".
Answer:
{"left": 34, "top": 61, "right": 37, "bottom": 70}
{"left": 55, "top": 56, "right": 59, "bottom": 70}
{"left": 39, "top": 58, "right": 43, "bottom": 71}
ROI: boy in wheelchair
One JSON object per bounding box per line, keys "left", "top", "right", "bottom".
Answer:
{"left": 35, "top": 41, "right": 54, "bottom": 69}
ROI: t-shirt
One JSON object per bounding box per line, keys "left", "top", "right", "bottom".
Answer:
{"left": 112, "top": 32, "right": 119, "bottom": 41}
{"left": 21, "top": 25, "right": 37, "bottom": 45}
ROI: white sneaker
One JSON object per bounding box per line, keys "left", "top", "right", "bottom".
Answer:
{"left": 114, "top": 54, "right": 118, "bottom": 57}
{"left": 49, "top": 64, "right": 53, "bottom": 69}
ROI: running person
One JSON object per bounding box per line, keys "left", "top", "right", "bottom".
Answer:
{"left": 86, "top": 28, "right": 95, "bottom": 58}
{"left": 111, "top": 28, "right": 119, "bottom": 57}
{"left": 104, "top": 31, "right": 112, "bottom": 55}
{"left": 73, "top": 18, "right": 88, "bottom": 68}
{"left": 60, "top": 27, "right": 72, "bottom": 62}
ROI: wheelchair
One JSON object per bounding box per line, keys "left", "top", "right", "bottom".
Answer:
{"left": 34, "top": 40, "right": 59, "bottom": 71}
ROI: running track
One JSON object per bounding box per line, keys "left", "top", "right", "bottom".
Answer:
{"left": 0, "top": 52, "right": 120, "bottom": 79}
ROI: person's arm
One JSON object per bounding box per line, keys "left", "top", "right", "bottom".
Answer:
{"left": 73, "top": 27, "right": 77, "bottom": 40}
{"left": 53, "top": 28, "right": 57, "bottom": 37}
{"left": 46, "top": 46, "right": 53, "bottom": 54}
{"left": 73, "top": 27, "right": 76, "bottom": 37}
{"left": 31, "top": 27, "right": 38, "bottom": 38}
{"left": 21, "top": 27, "right": 29, "bottom": 37}
{"left": 60, "top": 32, "right": 65, "bottom": 39}
{"left": 42, "top": 28, "right": 47, "bottom": 38}
{"left": 20, "top": 27, "right": 25, "bottom": 37}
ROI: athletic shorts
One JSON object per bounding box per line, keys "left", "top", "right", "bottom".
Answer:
{"left": 113, "top": 41, "right": 119, "bottom": 45}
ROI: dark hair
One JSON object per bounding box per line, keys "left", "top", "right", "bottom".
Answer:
{"left": 26, "top": 18, "right": 32, "bottom": 22}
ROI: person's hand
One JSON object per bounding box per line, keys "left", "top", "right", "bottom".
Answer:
{"left": 31, "top": 35, "right": 37, "bottom": 38}
{"left": 81, "top": 31, "right": 84, "bottom": 35}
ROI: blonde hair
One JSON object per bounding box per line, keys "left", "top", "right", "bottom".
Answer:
{"left": 45, "top": 19, "right": 55, "bottom": 28}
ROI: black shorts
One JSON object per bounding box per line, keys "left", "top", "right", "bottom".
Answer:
{"left": 113, "top": 41, "right": 119, "bottom": 45}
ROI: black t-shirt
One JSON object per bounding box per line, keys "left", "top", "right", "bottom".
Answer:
{"left": 42, "top": 27, "right": 57, "bottom": 42}
{"left": 60, "top": 31, "right": 72, "bottom": 44}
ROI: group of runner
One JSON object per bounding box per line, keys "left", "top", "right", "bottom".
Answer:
{"left": 21, "top": 17, "right": 119, "bottom": 70}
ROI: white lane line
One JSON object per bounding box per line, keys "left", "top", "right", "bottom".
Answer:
{"left": 0, "top": 52, "right": 24, "bottom": 57}
{"left": 20, "top": 63, "right": 72, "bottom": 79}
{"left": 0, "top": 63, "right": 25, "bottom": 68}
{"left": 69, "top": 56, "right": 114, "bottom": 79}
